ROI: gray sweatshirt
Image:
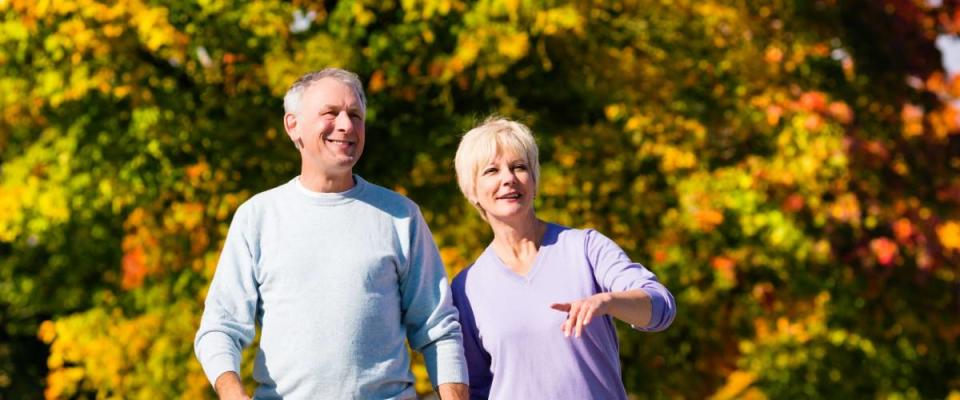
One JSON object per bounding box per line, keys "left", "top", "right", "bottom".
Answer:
{"left": 194, "top": 176, "right": 467, "bottom": 399}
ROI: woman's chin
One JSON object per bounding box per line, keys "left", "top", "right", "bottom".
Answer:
{"left": 488, "top": 209, "right": 534, "bottom": 224}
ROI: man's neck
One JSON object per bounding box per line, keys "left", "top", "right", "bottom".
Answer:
{"left": 299, "top": 168, "right": 355, "bottom": 193}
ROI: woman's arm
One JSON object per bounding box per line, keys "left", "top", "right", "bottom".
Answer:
{"left": 551, "top": 229, "right": 676, "bottom": 337}
{"left": 550, "top": 289, "right": 652, "bottom": 337}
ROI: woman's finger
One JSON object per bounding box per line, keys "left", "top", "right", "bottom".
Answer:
{"left": 562, "top": 313, "right": 574, "bottom": 337}
{"left": 581, "top": 307, "right": 596, "bottom": 332}
{"left": 564, "top": 303, "right": 582, "bottom": 337}
{"left": 575, "top": 304, "right": 591, "bottom": 337}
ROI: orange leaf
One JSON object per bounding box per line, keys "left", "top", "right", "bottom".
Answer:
{"left": 869, "top": 237, "right": 898, "bottom": 266}
{"left": 893, "top": 218, "right": 913, "bottom": 243}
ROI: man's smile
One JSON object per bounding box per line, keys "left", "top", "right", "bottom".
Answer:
{"left": 325, "top": 138, "right": 355, "bottom": 145}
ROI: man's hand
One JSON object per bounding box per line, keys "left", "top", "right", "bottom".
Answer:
{"left": 214, "top": 371, "right": 250, "bottom": 400}
{"left": 437, "top": 382, "right": 469, "bottom": 400}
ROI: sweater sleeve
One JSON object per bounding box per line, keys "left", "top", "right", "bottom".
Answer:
{"left": 451, "top": 270, "right": 492, "bottom": 399}
{"left": 585, "top": 229, "right": 676, "bottom": 332}
{"left": 194, "top": 203, "right": 260, "bottom": 386}
{"left": 399, "top": 208, "right": 469, "bottom": 387}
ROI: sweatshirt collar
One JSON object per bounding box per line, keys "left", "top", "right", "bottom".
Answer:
{"left": 289, "top": 174, "right": 367, "bottom": 206}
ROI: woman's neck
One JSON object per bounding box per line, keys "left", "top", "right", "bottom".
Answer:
{"left": 489, "top": 216, "right": 547, "bottom": 262}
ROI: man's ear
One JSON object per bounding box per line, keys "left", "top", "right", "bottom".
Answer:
{"left": 283, "top": 113, "right": 300, "bottom": 140}
{"left": 284, "top": 113, "right": 301, "bottom": 149}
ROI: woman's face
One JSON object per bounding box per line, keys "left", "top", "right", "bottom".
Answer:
{"left": 475, "top": 150, "right": 536, "bottom": 222}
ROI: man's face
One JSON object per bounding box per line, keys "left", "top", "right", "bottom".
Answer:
{"left": 286, "top": 78, "right": 366, "bottom": 175}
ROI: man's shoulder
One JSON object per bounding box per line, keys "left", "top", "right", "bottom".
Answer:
{"left": 233, "top": 180, "right": 293, "bottom": 216}
{"left": 360, "top": 177, "right": 414, "bottom": 203}
{"left": 357, "top": 177, "right": 420, "bottom": 214}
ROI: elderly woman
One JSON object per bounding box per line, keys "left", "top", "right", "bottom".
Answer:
{"left": 450, "top": 117, "right": 676, "bottom": 399}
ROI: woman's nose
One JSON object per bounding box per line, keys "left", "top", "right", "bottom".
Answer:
{"left": 501, "top": 170, "right": 517, "bottom": 184}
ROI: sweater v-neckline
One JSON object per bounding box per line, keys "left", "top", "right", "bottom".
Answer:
{"left": 488, "top": 223, "right": 556, "bottom": 284}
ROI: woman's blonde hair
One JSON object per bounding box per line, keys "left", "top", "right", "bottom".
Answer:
{"left": 454, "top": 117, "right": 540, "bottom": 216}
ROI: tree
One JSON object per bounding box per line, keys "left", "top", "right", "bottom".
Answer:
{"left": 0, "top": 0, "right": 957, "bottom": 398}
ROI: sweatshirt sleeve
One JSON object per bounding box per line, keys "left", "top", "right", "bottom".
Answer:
{"left": 399, "top": 207, "right": 469, "bottom": 387}
{"left": 194, "top": 203, "right": 260, "bottom": 386}
{"left": 585, "top": 229, "right": 676, "bottom": 332}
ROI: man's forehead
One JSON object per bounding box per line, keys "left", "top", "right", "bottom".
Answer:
{"left": 303, "top": 78, "right": 363, "bottom": 104}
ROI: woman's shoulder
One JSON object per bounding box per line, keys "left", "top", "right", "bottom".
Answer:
{"left": 451, "top": 247, "right": 505, "bottom": 292}
{"left": 548, "top": 222, "right": 622, "bottom": 244}
{"left": 543, "top": 222, "right": 593, "bottom": 246}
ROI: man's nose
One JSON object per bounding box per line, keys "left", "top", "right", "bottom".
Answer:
{"left": 334, "top": 111, "right": 353, "bottom": 131}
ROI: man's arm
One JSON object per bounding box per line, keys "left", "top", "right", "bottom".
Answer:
{"left": 437, "top": 383, "right": 469, "bottom": 400}
{"left": 194, "top": 203, "right": 260, "bottom": 390}
{"left": 397, "top": 207, "right": 469, "bottom": 389}
{"left": 214, "top": 372, "right": 250, "bottom": 400}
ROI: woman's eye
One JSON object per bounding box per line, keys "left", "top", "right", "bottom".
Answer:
{"left": 483, "top": 168, "right": 497, "bottom": 175}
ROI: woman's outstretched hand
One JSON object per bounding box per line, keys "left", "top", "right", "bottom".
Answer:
{"left": 550, "top": 292, "right": 613, "bottom": 338}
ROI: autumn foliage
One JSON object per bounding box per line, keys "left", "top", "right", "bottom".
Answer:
{"left": 1, "top": 0, "right": 959, "bottom": 398}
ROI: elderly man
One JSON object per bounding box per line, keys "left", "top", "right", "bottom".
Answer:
{"left": 194, "top": 68, "right": 469, "bottom": 399}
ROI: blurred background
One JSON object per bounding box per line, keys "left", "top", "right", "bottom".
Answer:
{"left": 1, "top": 0, "right": 959, "bottom": 398}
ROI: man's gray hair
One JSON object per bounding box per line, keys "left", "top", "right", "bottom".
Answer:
{"left": 283, "top": 68, "right": 367, "bottom": 115}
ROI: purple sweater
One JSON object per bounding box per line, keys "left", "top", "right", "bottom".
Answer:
{"left": 451, "top": 223, "right": 675, "bottom": 400}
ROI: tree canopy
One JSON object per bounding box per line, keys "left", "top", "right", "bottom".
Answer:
{"left": 1, "top": 0, "right": 958, "bottom": 398}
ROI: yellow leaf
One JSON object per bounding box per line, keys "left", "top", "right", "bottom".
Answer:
{"left": 496, "top": 32, "right": 528, "bottom": 60}
{"left": 709, "top": 371, "right": 758, "bottom": 400}
{"left": 937, "top": 221, "right": 960, "bottom": 251}
{"left": 604, "top": 104, "right": 624, "bottom": 121}
{"left": 38, "top": 320, "right": 57, "bottom": 343}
